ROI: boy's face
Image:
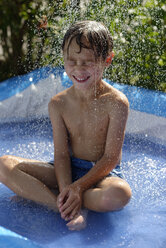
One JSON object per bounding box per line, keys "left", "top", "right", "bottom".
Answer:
{"left": 63, "top": 37, "right": 107, "bottom": 90}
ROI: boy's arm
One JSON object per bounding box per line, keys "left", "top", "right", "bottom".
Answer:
{"left": 73, "top": 95, "right": 129, "bottom": 191}
{"left": 48, "top": 99, "right": 72, "bottom": 192}
{"left": 59, "top": 95, "right": 129, "bottom": 219}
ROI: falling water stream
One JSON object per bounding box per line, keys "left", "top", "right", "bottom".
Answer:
{"left": 0, "top": 1, "right": 166, "bottom": 247}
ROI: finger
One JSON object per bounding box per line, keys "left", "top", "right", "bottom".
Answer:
{"left": 57, "top": 195, "right": 61, "bottom": 209}
{"left": 68, "top": 205, "right": 80, "bottom": 220}
{"left": 61, "top": 201, "right": 78, "bottom": 220}
{"left": 64, "top": 206, "right": 79, "bottom": 221}
{"left": 58, "top": 189, "right": 69, "bottom": 206}
{"left": 58, "top": 189, "right": 68, "bottom": 203}
{"left": 59, "top": 194, "right": 77, "bottom": 212}
{"left": 58, "top": 199, "right": 64, "bottom": 209}
{"left": 61, "top": 201, "right": 79, "bottom": 220}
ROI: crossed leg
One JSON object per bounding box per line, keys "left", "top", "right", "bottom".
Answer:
{"left": 0, "top": 155, "right": 58, "bottom": 211}
{"left": 0, "top": 155, "right": 132, "bottom": 230}
{"left": 67, "top": 176, "right": 132, "bottom": 230}
{"left": 84, "top": 176, "right": 132, "bottom": 211}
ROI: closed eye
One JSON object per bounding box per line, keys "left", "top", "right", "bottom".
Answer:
{"left": 66, "top": 60, "right": 95, "bottom": 66}
{"left": 86, "top": 61, "right": 95, "bottom": 66}
{"left": 67, "top": 60, "right": 76, "bottom": 66}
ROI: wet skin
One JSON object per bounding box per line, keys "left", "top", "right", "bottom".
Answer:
{"left": 49, "top": 37, "right": 130, "bottom": 225}
{"left": 0, "top": 37, "right": 131, "bottom": 231}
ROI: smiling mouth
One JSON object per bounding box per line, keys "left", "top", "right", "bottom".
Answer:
{"left": 73, "top": 75, "right": 90, "bottom": 83}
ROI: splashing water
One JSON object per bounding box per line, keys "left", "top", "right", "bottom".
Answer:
{"left": 0, "top": 65, "right": 165, "bottom": 248}
{"left": 0, "top": 1, "right": 166, "bottom": 247}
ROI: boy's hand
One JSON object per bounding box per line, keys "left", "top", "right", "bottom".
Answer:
{"left": 57, "top": 184, "right": 82, "bottom": 221}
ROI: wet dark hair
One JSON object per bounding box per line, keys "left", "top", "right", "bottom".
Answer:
{"left": 62, "top": 20, "right": 113, "bottom": 61}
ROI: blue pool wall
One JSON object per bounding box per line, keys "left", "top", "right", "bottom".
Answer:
{"left": 0, "top": 66, "right": 165, "bottom": 118}
{"left": 0, "top": 66, "right": 166, "bottom": 248}
{"left": 0, "top": 66, "right": 166, "bottom": 148}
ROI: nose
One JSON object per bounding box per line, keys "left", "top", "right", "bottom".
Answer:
{"left": 76, "top": 60, "right": 86, "bottom": 67}
{"left": 72, "top": 63, "right": 86, "bottom": 74}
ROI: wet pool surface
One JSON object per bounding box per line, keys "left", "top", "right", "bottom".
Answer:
{"left": 0, "top": 118, "right": 165, "bottom": 248}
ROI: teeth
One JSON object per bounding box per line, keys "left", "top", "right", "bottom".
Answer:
{"left": 74, "top": 75, "right": 89, "bottom": 81}
{"left": 77, "top": 78, "right": 86, "bottom": 80}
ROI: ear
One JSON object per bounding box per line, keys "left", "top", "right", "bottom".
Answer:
{"left": 105, "top": 51, "right": 115, "bottom": 67}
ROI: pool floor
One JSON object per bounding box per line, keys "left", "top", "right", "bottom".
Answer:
{"left": 0, "top": 118, "right": 166, "bottom": 248}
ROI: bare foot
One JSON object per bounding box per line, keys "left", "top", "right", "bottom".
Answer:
{"left": 66, "top": 209, "right": 88, "bottom": 231}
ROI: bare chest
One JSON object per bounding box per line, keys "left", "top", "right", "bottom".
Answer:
{"left": 63, "top": 105, "right": 109, "bottom": 142}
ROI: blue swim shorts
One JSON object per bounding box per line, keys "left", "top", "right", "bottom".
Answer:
{"left": 49, "top": 157, "right": 123, "bottom": 182}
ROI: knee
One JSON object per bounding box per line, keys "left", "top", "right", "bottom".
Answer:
{"left": 0, "top": 155, "right": 16, "bottom": 182}
{"left": 0, "top": 156, "right": 8, "bottom": 178}
{"left": 0, "top": 155, "right": 13, "bottom": 168}
{"left": 100, "top": 180, "right": 132, "bottom": 212}
{"left": 0, "top": 156, "right": 7, "bottom": 182}
{"left": 0, "top": 155, "right": 10, "bottom": 169}
{"left": 0, "top": 155, "right": 14, "bottom": 163}
{"left": 0, "top": 155, "right": 9, "bottom": 161}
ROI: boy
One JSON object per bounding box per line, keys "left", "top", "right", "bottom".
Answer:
{"left": 0, "top": 21, "right": 131, "bottom": 231}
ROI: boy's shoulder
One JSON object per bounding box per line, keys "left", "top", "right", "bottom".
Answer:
{"left": 48, "top": 87, "right": 74, "bottom": 115}
{"left": 49, "top": 87, "right": 72, "bottom": 105}
{"left": 102, "top": 81, "right": 129, "bottom": 109}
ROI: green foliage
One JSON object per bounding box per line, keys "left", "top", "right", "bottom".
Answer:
{"left": 83, "top": 0, "right": 166, "bottom": 91}
{"left": 0, "top": 0, "right": 165, "bottom": 92}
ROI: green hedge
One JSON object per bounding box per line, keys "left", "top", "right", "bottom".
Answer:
{"left": 0, "top": 0, "right": 165, "bottom": 92}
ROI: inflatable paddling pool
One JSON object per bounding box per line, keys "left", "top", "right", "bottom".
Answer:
{"left": 0, "top": 67, "right": 166, "bottom": 248}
